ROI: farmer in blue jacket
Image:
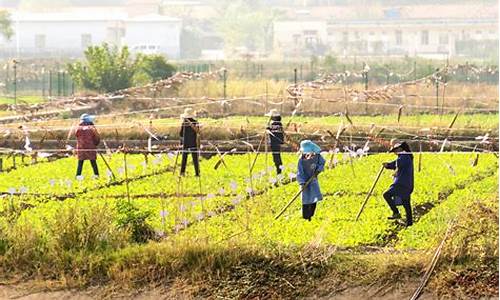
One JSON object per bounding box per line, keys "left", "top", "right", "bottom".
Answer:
{"left": 382, "top": 141, "right": 414, "bottom": 226}
{"left": 297, "top": 140, "right": 326, "bottom": 221}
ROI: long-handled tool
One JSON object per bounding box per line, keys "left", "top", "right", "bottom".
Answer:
{"left": 172, "top": 147, "right": 180, "bottom": 175}
{"left": 99, "top": 152, "right": 116, "bottom": 181}
{"left": 249, "top": 133, "right": 265, "bottom": 173}
{"left": 355, "top": 165, "right": 384, "bottom": 221}
{"left": 274, "top": 174, "right": 317, "bottom": 220}
{"left": 249, "top": 116, "right": 273, "bottom": 173}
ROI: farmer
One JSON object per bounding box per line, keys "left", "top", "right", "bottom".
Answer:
{"left": 382, "top": 141, "right": 414, "bottom": 226}
{"left": 266, "top": 109, "right": 285, "bottom": 174}
{"left": 75, "top": 113, "right": 100, "bottom": 178}
{"left": 179, "top": 107, "right": 200, "bottom": 177}
{"left": 297, "top": 140, "right": 326, "bottom": 221}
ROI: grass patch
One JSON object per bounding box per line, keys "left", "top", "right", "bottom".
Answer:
{"left": 0, "top": 96, "right": 46, "bottom": 105}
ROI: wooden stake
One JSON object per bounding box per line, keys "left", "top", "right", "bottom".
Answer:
{"left": 123, "top": 151, "right": 131, "bottom": 203}
{"left": 355, "top": 166, "right": 384, "bottom": 221}
{"left": 418, "top": 142, "right": 423, "bottom": 172}
{"left": 439, "top": 112, "right": 459, "bottom": 152}
{"left": 397, "top": 105, "right": 403, "bottom": 124}
{"left": 328, "top": 125, "right": 346, "bottom": 169}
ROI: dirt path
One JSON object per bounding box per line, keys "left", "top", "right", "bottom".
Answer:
{"left": 0, "top": 283, "right": 436, "bottom": 300}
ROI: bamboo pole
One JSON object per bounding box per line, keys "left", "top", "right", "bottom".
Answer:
{"left": 355, "top": 166, "right": 384, "bottom": 221}
{"left": 410, "top": 221, "right": 455, "bottom": 300}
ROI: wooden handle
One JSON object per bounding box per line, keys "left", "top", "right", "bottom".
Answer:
{"left": 355, "top": 165, "right": 384, "bottom": 221}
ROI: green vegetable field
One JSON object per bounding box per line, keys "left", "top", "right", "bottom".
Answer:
{"left": 0, "top": 152, "right": 496, "bottom": 248}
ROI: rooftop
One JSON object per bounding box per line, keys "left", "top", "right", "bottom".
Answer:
{"left": 9, "top": 10, "right": 180, "bottom": 22}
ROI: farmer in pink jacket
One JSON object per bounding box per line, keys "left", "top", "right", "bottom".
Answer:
{"left": 75, "top": 113, "right": 100, "bottom": 178}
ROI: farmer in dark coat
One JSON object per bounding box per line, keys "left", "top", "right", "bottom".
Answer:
{"left": 75, "top": 113, "right": 100, "bottom": 177}
{"left": 179, "top": 108, "right": 200, "bottom": 177}
{"left": 382, "top": 141, "right": 414, "bottom": 226}
{"left": 297, "top": 140, "right": 326, "bottom": 221}
{"left": 266, "top": 109, "right": 285, "bottom": 174}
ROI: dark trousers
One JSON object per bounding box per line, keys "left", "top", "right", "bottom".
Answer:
{"left": 76, "top": 159, "right": 99, "bottom": 177}
{"left": 383, "top": 188, "right": 413, "bottom": 226}
{"left": 302, "top": 203, "right": 317, "bottom": 221}
{"left": 271, "top": 144, "right": 282, "bottom": 174}
{"left": 180, "top": 148, "right": 200, "bottom": 176}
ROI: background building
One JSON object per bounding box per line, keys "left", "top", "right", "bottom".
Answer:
{"left": 273, "top": 4, "right": 498, "bottom": 59}
{"left": 0, "top": 9, "right": 181, "bottom": 59}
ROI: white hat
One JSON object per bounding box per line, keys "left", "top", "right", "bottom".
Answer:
{"left": 181, "top": 107, "right": 196, "bottom": 119}
{"left": 265, "top": 109, "right": 280, "bottom": 117}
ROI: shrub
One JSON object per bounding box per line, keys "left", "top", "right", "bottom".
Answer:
{"left": 116, "top": 201, "right": 155, "bottom": 243}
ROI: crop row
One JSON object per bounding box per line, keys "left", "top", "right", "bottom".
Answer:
{"left": 169, "top": 153, "right": 497, "bottom": 247}
{"left": 1, "top": 153, "right": 496, "bottom": 250}
{"left": 396, "top": 173, "right": 498, "bottom": 250}
{"left": 0, "top": 153, "right": 173, "bottom": 195}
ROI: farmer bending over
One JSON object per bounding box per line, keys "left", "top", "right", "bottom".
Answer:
{"left": 179, "top": 108, "right": 200, "bottom": 177}
{"left": 382, "top": 141, "right": 414, "bottom": 226}
{"left": 297, "top": 140, "right": 325, "bottom": 221}
{"left": 75, "top": 113, "right": 100, "bottom": 178}
{"left": 266, "top": 109, "right": 285, "bottom": 174}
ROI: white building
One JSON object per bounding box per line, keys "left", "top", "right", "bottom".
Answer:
{"left": 0, "top": 10, "right": 182, "bottom": 59}
{"left": 325, "top": 18, "right": 498, "bottom": 59}
{"left": 272, "top": 5, "right": 498, "bottom": 59}
{"left": 273, "top": 21, "right": 327, "bottom": 57}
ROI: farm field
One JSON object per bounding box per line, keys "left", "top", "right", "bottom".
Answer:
{"left": 0, "top": 150, "right": 497, "bottom": 298}
{"left": 0, "top": 60, "right": 497, "bottom": 298}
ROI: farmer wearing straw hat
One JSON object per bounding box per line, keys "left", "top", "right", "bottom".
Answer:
{"left": 266, "top": 109, "right": 285, "bottom": 174}
{"left": 75, "top": 113, "right": 100, "bottom": 178}
{"left": 297, "top": 140, "right": 326, "bottom": 221}
{"left": 382, "top": 141, "right": 414, "bottom": 226}
{"left": 179, "top": 107, "right": 200, "bottom": 176}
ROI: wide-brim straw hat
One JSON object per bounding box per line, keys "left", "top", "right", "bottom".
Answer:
{"left": 181, "top": 108, "right": 196, "bottom": 119}
{"left": 300, "top": 140, "right": 321, "bottom": 154}
{"left": 265, "top": 109, "right": 280, "bottom": 117}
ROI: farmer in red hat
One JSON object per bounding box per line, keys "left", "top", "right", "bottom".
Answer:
{"left": 75, "top": 113, "right": 100, "bottom": 178}
{"left": 382, "top": 141, "right": 414, "bottom": 226}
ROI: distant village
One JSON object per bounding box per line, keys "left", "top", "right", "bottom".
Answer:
{"left": 0, "top": 0, "right": 497, "bottom": 60}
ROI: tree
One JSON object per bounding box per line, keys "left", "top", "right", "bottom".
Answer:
{"left": 0, "top": 11, "right": 13, "bottom": 40}
{"left": 68, "top": 44, "right": 140, "bottom": 93}
{"left": 137, "top": 54, "right": 176, "bottom": 82}
{"left": 213, "top": 0, "right": 283, "bottom": 56}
